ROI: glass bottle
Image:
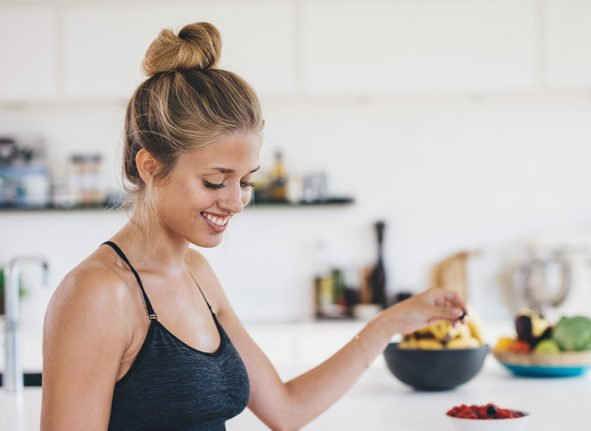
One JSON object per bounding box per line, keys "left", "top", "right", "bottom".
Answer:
{"left": 68, "top": 154, "right": 85, "bottom": 206}
{"left": 267, "top": 150, "right": 288, "bottom": 202}
{"left": 368, "top": 221, "right": 388, "bottom": 308}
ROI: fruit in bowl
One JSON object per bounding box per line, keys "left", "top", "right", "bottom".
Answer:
{"left": 398, "top": 307, "right": 485, "bottom": 350}
{"left": 493, "top": 309, "right": 591, "bottom": 377}
{"left": 383, "top": 311, "right": 489, "bottom": 390}
{"left": 446, "top": 403, "right": 530, "bottom": 431}
{"left": 495, "top": 309, "right": 591, "bottom": 354}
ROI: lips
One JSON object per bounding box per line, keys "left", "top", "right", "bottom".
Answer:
{"left": 201, "top": 211, "right": 230, "bottom": 232}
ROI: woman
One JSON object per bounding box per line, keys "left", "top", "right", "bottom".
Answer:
{"left": 41, "top": 22, "right": 466, "bottom": 431}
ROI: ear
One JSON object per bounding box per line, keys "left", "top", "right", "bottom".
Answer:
{"left": 135, "top": 148, "right": 160, "bottom": 184}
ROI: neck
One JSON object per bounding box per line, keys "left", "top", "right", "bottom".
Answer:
{"left": 111, "top": 211, "right": 191, "bottom": 276}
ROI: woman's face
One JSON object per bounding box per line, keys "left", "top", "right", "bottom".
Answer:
{"left": 153, "top": 132, "right": 262, "bottom": 248}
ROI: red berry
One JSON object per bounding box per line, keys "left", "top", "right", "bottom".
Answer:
{"left": 447, "top": 403, "right": 524, "bottom": 420}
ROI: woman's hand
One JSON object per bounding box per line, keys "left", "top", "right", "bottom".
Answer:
{"left": 381, "top": 288, "right": 467, "bottom": 336}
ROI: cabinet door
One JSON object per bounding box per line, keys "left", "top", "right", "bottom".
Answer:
{"left": 62, "top": 1, "right": 296, "bottom": 100}
{"left": 0, "top": 6, "right": 59, "bottom": 101}
{"left": 543, "top": 0, "right": 591, "bottom": 90}
{"left": 302, "top": 0, "right": 537, "bottom": 95}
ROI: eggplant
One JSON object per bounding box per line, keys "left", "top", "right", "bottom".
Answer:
{"left": 515, "top": 315, "right": 534, "bottom": 345}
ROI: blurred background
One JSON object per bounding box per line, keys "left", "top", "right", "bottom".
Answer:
{"left": 1, "top": 0, "right": 591, "bottom": 326}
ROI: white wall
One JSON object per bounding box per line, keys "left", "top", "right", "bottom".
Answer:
{"left": 2, "top": 0, "right": 591, "bottom": 324}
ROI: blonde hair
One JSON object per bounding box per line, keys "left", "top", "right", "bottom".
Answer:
{"left": 122, "top": 22, "right": 264, "bottom": 210}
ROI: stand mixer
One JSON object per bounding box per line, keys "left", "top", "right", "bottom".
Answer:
{"left": 513, "top": 240, "right": 591, "bottom": 318}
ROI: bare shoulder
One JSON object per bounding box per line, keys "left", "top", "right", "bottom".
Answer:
{"left": 42, "top": 250, "right": 134, "bottom": 429}
{"left": 44, "top": 250, "right": 132, "bottom": 341}
{"left": 50, "top": 255, "right": 129, "bottom": 312}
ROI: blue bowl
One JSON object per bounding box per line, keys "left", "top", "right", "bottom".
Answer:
{"left": 492, "top": 350, "right": 591, "bottom": 378}
{"left": 500, "top": 362, "right": 590, "bottom": 377}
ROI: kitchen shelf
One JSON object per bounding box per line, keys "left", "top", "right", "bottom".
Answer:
{"left": 249, "top": 197, "right": 354, "bottom": 207}
{"left": 0, "top": 204, "right": 120, "bottom": 212}
{"left": 0, "top": 197, "right": 355, "bottom": 212}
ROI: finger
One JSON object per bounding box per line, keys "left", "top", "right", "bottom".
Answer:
{"left": 433, "top": 289, "right": 467, "bottom": 313}
{"left": 428, "top": 304, "right": 464, "bottom": 322}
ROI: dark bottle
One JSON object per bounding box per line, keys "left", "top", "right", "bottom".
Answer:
{"left": 267, "top": 150, "right": 288, "bottom": 202}
{"left": 368, "top": 220, "right": 388, "bottom": 308}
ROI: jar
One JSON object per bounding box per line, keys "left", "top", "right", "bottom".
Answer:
{"left": 86, "top": 154, "right": 106, "bottom": 205}
{"left": 68, "top": 154, "right": 85, "bottom": 205}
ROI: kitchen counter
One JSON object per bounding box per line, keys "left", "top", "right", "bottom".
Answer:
{"left": 229, "top": 357, "right": 590, "bottom": 430}
{"left": 2, "top": 356, "right": 590, "bottom": 430}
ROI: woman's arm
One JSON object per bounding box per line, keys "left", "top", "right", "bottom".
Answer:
{"left": 41, "top": 264, "right": 131, "bottom": 431}
{"left": 266, "top": 289, "right": 465, "bottom": 429}
{"left": 191, "top": 251, "right": 465, "bottom": 431}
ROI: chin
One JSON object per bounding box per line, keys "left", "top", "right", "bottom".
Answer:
{"left": 191, "top": 234, "right": 224, "bottom": 248}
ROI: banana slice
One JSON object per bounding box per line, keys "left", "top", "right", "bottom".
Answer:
{"left": 447, "top": 336, "right": 481, "bottom": 349}
{"left": 455, "top": 323, "right": 472, "bottom": 340}
{"left": 465, "top": 307, "right": 485, "bottom": 344}
{"left": 417, "top": 339, "right": 444, "bottom": 350}
{"left": 430, "top": 320, "right": 457, "bottom": 341}
{"left": 399, "top": 336, "right": 419, "bottom": 349}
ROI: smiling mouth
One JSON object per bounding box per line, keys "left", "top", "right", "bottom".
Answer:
{"left": 201, "top": 212, "right": 230, "bottom": 228}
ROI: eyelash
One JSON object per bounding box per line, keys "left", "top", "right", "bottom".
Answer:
{"left": 203, "top": 180, "right": 255, "bottom": 190}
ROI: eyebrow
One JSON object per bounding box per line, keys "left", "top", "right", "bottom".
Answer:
{"left": 209, "top": 166, "right": 261, "bottom": 174}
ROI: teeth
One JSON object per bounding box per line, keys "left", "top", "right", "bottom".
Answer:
{"left": 203, "top": 212, "right": 229, "bottom": 227}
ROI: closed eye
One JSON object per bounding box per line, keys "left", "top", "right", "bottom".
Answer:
{"left": 204, "top": 179, "right": 254, "bottom": 190}
{"left": 203, "top": 180, "right": 225, "bottom": 190}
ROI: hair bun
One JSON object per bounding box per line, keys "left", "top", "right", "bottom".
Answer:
{"left": 143, "top": 22, "right": 222, "bottom": 76}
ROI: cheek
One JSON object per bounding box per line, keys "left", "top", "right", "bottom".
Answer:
{"left": 242, "top": 188, "right": 253, "bottom": 205}
{"left": 155, "top": 180, "right": 206, "bottom": 212}
{"left": 180, "top": 179, "right": 210, "bottom": 203}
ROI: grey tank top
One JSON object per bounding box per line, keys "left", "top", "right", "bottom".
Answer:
{"left": 102, "top": 241, "right": 250, "bottom": 431}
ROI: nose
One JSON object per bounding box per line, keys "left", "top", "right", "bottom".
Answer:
{"left": 219, "top": 182, "right": 247, "bottom": 213}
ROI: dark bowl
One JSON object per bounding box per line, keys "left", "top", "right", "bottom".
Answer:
{"left": 383, "top": 342, "right": 489, "bottom": 391}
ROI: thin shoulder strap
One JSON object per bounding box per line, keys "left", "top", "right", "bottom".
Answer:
{"left": 188, "top": 272, "right": 215, "bottom": 315}
{"left": 101, "top": 241, "right": 158, "bottom": 320}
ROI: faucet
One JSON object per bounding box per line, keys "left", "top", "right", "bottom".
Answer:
{"left": 4, "top": 255, "right": 49, "bottom": 393}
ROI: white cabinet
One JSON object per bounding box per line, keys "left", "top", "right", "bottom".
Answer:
{"left": 0, "top": 6, "right": 59, "bottom": 101}
{"left": 543, "top": 0, "right": 591, "bottom": 90}
{"left": 62, "top": 1, "right": 297, "bottom": 100}
{"left": 302, "top": 0, "right": 538, "bottom": 95}
{"left": 4, "top": 0, "right": 591, "bottom": 101}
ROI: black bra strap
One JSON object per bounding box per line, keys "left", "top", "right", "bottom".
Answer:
{"left": 101, "top": 241, "right": 158, "bottom": 320}
{"left": 188, "top": 272, "right": 215, "bottom": 315}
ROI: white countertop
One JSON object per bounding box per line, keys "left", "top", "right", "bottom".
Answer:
{"left": 2, "top": 357, "right": 590, "bottom": 430}
{"left": 231, "top": 357, "right": 591, "bottom": 430}
{"left": 2, "top": 319, "right": 589, "bottom": 430}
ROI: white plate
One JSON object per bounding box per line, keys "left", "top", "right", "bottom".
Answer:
{"left": 447, "top": 413, "right": 530, "bottom": 431}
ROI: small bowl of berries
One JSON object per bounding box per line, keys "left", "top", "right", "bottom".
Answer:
{"left": 446, "top": 403, "right": 530, "bottom": 431}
